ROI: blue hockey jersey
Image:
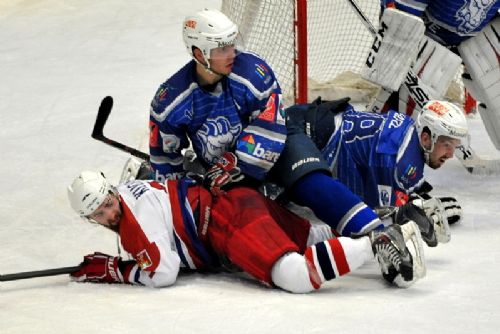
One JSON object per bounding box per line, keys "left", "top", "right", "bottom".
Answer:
{"left": 383, "top": 0, "right": 499, "bottom": 46}
{"left": 149, "top": 51, "right": 287, "bottom": 181}
{"left": 321, "top": 108, "right": 425, "bottom": 208}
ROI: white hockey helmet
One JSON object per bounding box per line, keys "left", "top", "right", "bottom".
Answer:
{"left": 67, "top": 171, "right": 114, "bottom": 217}
{"left": 182, "top": 9, "right": 239, "bottom": 63}
{"left": 415, "top": 100, "right": 469, "bottom": 149}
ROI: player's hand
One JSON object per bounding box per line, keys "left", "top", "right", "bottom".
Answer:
{"left": 411, "top": 192, "right": 463, "bottom": 225}
{"left": 71, "top": 252, "right": 124, "bottom": 284}
{"left": 409, "top": 196, "right": 452, "bottom": 244}
{"left": 203, "top": 152, "right": 244, "bottom": 195}
{"left": 394, "top": 202, "right": 438, "bottom": 247}
{"left": 436, "top": 196, "right": 462, "bottom": 225}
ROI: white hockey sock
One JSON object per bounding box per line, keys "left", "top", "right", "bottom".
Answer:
{"left": 271, "top": 237, "right": 373, "bottom": 293}
{"left": 305, "top": 237, "right": 373, "bottom": 289}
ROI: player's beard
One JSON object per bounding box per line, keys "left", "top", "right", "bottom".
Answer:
{"left": 428, "top": 156, "right": 447, "bottom": 169}
{"left": 106, "top": 212, "right": 122, "bottom": 233}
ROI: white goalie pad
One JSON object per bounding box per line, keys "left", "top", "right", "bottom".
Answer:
{"left": 458, "top": 17, "right": 500, "bottom": 150}
{"left": 394, "top": 220, "right": 426, "bottom": 288}
{"left": 398, "top": 36, "right": 462, "bottom": 118}
{"left": 413, "top": 37, "right": 463, "bottom": 98}
{"left": 362, "top": 8, "right": 425, "bottom": 92}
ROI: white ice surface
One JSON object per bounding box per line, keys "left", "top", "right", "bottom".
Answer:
{"left": 1, "top": 1, "right": 500, "bottom": 333}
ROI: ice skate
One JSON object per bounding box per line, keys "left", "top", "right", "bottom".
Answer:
{"left": 370, "top": 220, "right": 426, "bottom": 287}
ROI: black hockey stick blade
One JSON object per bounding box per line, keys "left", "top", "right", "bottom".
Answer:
{"left": 91, "top": 96, "right": 150, "bottom": 161}
{"left": 92, "top": 96, "right": 113, "bottom": 139}
{"left": 0, "top": 265, "right": 82, "bottom": 282}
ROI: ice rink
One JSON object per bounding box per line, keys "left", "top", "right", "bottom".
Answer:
{"left": 1, "top": 1, "right": 500, "bottom": 333}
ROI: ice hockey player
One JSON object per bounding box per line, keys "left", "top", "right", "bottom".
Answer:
{"left": 285, "top": 98, "right": 468, "bottom": 242}
{"left": 363, "top": 2, "right": 500, "bottom": 151}
{"left": 67, "top": 171, "right": 427, "bottom": 291}
{"left": 147, "top": 8, "right": 391, "bottom": 240}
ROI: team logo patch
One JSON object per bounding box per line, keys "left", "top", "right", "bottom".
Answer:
{"left": 185, "top": 20, "right": 196, "bottom": 29}
{"left": 456, "top": 1, "right": 494, "bottom": 34}
{"left": 402, "top": 164, "right": 417, "bottom": 182}
{"left": 152, "top": 84, "right": 175, "bottom": 110}
{"left": 155, "top": 87, "right": 169, "bottom": 102}
{"left": 196, "top": 117, "right": 241, "bottom": 163}
{"left": 137, "top": 249, "right": 153, "bottom": 269}
{"left": 255, "top": 63, "right": 269, "bottom": 79}
{"left": 258, "top": 93, "right": 277, "bottom": 122}
{"left": 427, "top": 101, "right": 449, "bottom": 116}
{"left": 395, "top": 190, "right": 409, "bottom": 207}
{"left": 160, "top": 132, "right": 180, "bottom": 153}
{"left": 377, "top": 185, "right": 392, "bottom": 206}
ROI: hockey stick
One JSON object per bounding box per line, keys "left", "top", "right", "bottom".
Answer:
{"left": 0, "top": 265, "right": 81, "bottom": 282}
{"left": 92, "top": 96, "right": 150, "bottom": 161}
{"left": 344, "top": 0, "right": 500, "bottom": 175}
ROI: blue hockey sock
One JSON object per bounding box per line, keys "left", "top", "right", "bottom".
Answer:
{"left": 291, "top": 172, "right": 383, "bottom": 236}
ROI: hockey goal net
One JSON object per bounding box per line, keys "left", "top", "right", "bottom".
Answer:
{"left": 221, "top": 0, "right": 466, "bottom": 108}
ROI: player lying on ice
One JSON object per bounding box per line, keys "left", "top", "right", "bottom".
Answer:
{"left": 284, "top": 98, "right": 468, "bottom": 245}
{"left": 67, "top": 171, "right": 429, "bottom": 292}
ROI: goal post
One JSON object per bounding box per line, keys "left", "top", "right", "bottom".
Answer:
{"left": 221, "top": 0, "right": 381, "bottom": 106}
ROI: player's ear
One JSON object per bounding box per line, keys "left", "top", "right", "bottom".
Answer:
{"left": 420, "top": 131, "right": 432, "bottom": 150}
{"left": 192, "top": 47, "right": 206, "bottom": 65}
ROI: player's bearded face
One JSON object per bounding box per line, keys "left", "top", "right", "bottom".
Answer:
{"left": 428, "top": 136, "right": 460, "bottom": 169}
{"left": 209, "top": 45, "right": 236, "bottom": 75}
{"left": 88, "top": 194, "right": 122, "bottom": 230}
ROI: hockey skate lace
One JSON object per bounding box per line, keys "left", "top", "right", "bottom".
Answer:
{"left": 376, "top": 242, "right": 402, "bottom": 270}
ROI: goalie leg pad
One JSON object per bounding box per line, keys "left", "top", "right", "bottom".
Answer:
{"left": 458, "top": 17, "right": 500, "bottom": 150}
{"left": 362, "top": 8, "right": 425, "bottom": 92}
{"left": 398, "top": 36, "right": 462, "bottom": 117}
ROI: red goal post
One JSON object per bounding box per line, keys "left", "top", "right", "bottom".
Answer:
{"left": 221, "top": 0, "right": 467, "bottom": 109}
{"left": 221, "top": 0, "right": 381, "bottom": 106}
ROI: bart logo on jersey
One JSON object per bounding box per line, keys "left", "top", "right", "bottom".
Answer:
{"left": 137, "top": 249, "right": 153, "bottom": 269}
{"left": 237, "top": 134, "right": 280, "bottom": 163}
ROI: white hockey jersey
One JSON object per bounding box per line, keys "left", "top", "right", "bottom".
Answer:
{"left": 116, "top": 179, "right": 215, "bottom": 287}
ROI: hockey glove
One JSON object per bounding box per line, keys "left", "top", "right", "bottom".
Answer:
{"left": 203, "top": 152, "right": 244, "bottom": 196}
{"left": 71, "top": 252, "right": 128, "bottom": 284}
{"left": 437, "top": 196, "right": 462, "bottom": 225}
{"left": 412, "top": 181, "right": 463, "bottom": 225}
{"left": 394, "top": 202, "right": 438, "bottom": 247}
{"left": 409, "top": 196, "right": 451, "bottom": 244}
